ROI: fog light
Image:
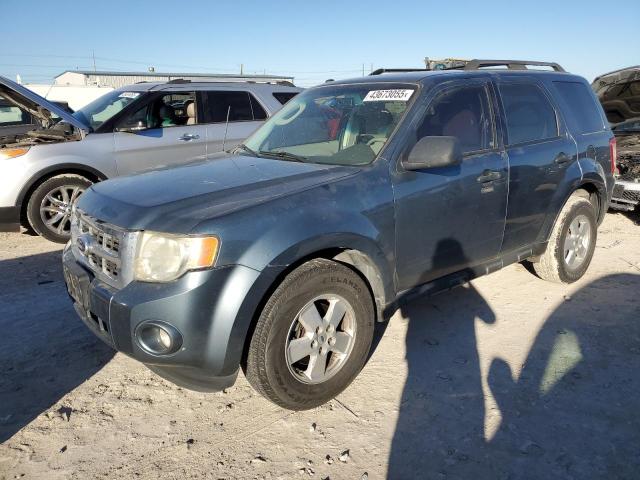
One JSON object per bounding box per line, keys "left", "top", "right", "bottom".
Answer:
{"left": 136, "top": 321, "right": 183, "bottom": 355}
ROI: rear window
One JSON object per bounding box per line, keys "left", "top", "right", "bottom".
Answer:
{"left": 553, "top": 81, "right": 604, "bottom": 134}
{"left": 203, "top": 91, "right": 267, "bottom": 123}
{"left": 273, "top": 92, "right": 299, "bottom": 105}
{"left": 499, "top": 83, "right": 558, "bottom": 145}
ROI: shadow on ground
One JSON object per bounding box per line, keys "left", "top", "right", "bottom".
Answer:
{"left": 0, "top": 250, "right": 114, "bottom": 443}
{"left": 388, "top": 272, "right": 640, "bottom": 479}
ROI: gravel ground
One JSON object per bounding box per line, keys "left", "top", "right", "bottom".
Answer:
{"left": 1, "top": 211, "right": 639, "bottom": 480}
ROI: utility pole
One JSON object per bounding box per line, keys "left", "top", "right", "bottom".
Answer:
{"left": 92, "top": 50, "right": 96, "bottom": 72}
{"left": 362, "top": 63, "right": 365, "bottom": 76}
{"left": 240, "top": 63, "right": 244, "bottom": 75}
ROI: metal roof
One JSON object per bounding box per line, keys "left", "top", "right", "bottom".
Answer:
{"left": 55, "top": 70, "right": 293, "bottom": 80}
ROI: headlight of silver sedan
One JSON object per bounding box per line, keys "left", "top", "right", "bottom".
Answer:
{"left": 133, "top": 231, "right": 219, "bottom": 282}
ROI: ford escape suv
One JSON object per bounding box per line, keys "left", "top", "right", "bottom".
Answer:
{"left": 63, "top": 60, "right": 614, "bottom": 410}
{"left": 0, "top": 76, "right": 300, "bottom": 242}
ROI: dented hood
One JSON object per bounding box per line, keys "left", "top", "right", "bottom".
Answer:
{"left": 0, "top": 75, "right": 88, "bottom": 131}
{"left": 592, "top": 66, "right": 640, "bottom": 124}
{"left": 77, "top": 154, "right": 358, "bottom": 232}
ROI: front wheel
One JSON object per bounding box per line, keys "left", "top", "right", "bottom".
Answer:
{"left": 244, "top": 259, "right": 375, "bottom": 410}
{"left": 532, "top": 195, "right": 597, "bottom": 284}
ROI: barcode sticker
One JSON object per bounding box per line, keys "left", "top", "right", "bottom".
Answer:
{"left": 363, "top": 89, "right": 414, "bottom": 102}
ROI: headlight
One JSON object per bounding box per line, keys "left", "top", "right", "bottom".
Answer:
{"left": 0, "top": 147, "right": 30, "bottom": 160}
{"left": 133, "top": 231, "right": 219, "bottom": 282}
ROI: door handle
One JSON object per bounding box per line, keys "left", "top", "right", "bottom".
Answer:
{"left": 178, "top": 133, "right": 200, "bottom": 141}
{"left": 477, "top": 169, "right": 502, "bottom": 183}
{"left": 554, "top": 152, "right": 571, "bottom": 165}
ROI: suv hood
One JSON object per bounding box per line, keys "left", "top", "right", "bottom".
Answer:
{"left": 592, "top": 66, "right": 640, "bottom": 123}
{"left": 0, "top": 75, "right": 88, "bottom": 131}
{"left": 77, "top": 155, "right": 358, "bottom": 232}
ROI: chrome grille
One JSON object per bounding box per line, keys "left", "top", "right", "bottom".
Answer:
{"left": 71, "top": 210, "right": 138, "bottom": 289}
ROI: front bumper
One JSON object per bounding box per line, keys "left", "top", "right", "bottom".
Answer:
{"left": 0, "top": 206, "right": 20, "bottom": 232}
{"left": 62, "top": 245, "right": 263, "bottom": 392}
{"left": 610, "top": 178, "right": 640, "bottom": 211}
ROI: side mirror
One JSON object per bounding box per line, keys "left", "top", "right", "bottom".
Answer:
{"left": 116, "top": 120, "right": 146, "bottom": 133}
{"left": 402, "top": 136, "right": 462, "bottom": 171}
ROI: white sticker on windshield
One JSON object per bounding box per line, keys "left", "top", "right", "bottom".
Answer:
{"left": 118, "top": 92, "right": 140, "bottom": 99}
{"left": 363, "top": 89, "right": 414, "bottom": 102}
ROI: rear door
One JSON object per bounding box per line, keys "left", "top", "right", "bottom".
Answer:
{"left": 113, "top": 90, "right": 207, "bottom": 175}
{"left": 497, "top": 79, "right": 578, "bottom": 252}
{"left": 202, "top": 90, "right": 267, "bottom": 154}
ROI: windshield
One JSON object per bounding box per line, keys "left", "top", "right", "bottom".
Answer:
{"left": 72, "top": 90, "right": 142, "bottom": 131}
{"left": 244, "top": 84, "right": 416, "bottom": 166}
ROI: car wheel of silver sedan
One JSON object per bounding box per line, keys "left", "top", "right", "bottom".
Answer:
{"left": 26, "top": 174, "right": 93, "bottom": 243}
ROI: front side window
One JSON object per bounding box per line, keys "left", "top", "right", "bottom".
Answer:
{"left": 244, "top": 84, "right": 415, "bottom": 166}
{"left": 118, "top": 92, "right": 197, "bottom": 130}
{"left": 203, "top": 91, "right": 267, "bottom": 123}
{"left": 499, "top": 83, "right": 558, "bottom": 145}
{"left": 73, "top": 90, "right": 143, "bottom": 131}
{"left": 416, "top": 84, "right": 495, "bottom": 154}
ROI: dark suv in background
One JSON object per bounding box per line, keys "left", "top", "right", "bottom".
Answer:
{"left": 63, "top": 60, "right": 614, "bottom": 410}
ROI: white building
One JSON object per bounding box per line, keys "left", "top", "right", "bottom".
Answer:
{"left": 55, "top": 70, "right": 295, "bottom": 89}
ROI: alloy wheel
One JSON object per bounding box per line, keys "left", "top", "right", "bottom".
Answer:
{"left": 285, "top": 295, "right": 357, "bottom": 384}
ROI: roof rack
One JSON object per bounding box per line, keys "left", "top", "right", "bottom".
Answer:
{"left": 370, "top": 68, "right": 429, "bottom": 76}
{"left": 459, "top": 60, "right": 565, "bottom": 72}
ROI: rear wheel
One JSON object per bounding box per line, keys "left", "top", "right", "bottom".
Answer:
{"left": 26, "top": 174, "right": 92, "bottom": 243}
{"left": 245, "top": 259, "right": 375, "bottom": 410}
{"left": 532, "top": 195, "right": 597, "bottom": 283}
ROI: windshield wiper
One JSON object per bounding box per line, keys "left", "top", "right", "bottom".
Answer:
{"left": 234, "top": 143, "right": 259, "bottom": 157}
{"left": 259, "top": 150, "right": 307, "bottom": 162}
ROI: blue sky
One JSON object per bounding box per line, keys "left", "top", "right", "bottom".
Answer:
{"left": 2, "top": 0, "right": 638, "bottom": 86}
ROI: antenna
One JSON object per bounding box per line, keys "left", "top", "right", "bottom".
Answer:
{"left": 222, "top": 106, "right": 231, "bottom": 151}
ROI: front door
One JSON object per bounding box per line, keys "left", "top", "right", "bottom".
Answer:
{"left": 392, "top": 80, "right": 508, "bottom": 291}
{"left": 113, "top": 91, "right": 207, "bottom": 175}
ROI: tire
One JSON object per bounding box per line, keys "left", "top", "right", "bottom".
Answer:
{"left": 245, "top": 259, "right": 375, "bottom": 410}
{"left": 26, "top": 174, "right": 93, "bottom": 243}
{"left": 532, "top": 195, "right": 597, "bottom": 284}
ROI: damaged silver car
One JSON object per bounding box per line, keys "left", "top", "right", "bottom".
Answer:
{"left": 593, "top": 66, "right": 640, "bottom": 211}
{"left": 0, "top": 75, "right": 300, "bottom": 242}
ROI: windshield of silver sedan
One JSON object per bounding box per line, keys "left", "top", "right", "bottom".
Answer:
{"left": 243, "top": 84, "right": 416, "bottom": 166}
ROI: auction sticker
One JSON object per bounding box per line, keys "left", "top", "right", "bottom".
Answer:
{"left": 118, "top": 92, "right": 140, "bottom": 99}
{"left": 363, "top": 89, "right": 414, "bottom": 102}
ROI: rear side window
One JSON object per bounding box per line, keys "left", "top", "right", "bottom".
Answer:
{"left": 273, "top": 92, "right": 299, "bottom": 105}
{"left": 499, "top": 83, "right": 558, "bottom": 145}
{"left": 203, "top": 91, "right": 267, "bottom": 123}
{"left": 553, "top": 81, "right": 604, "bottom": 134}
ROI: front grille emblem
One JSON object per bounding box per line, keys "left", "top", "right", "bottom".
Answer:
{"left": 77, "top": 236, "right": 87, "bottom": 254}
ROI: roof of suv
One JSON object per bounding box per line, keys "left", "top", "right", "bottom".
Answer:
{"left": 330, "top": 68, "right": 575, "bottom": 87}
{"left": 116, "top": 82, "right": 302, "bottom": 93}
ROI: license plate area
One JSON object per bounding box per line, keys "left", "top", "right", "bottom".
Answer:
{"left": 63, "top": 262, "right": 111, "bottom": 336}
{"left": 64, "top": 263, "right": 90, "bottom": 309}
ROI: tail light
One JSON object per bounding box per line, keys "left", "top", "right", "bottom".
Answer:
{"left": 609, "top": 137, "right": 617, "bottom": 174}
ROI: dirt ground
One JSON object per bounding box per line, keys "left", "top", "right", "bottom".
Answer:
{"left": 1, "top": 211, "right": 639, "bottom": 480}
